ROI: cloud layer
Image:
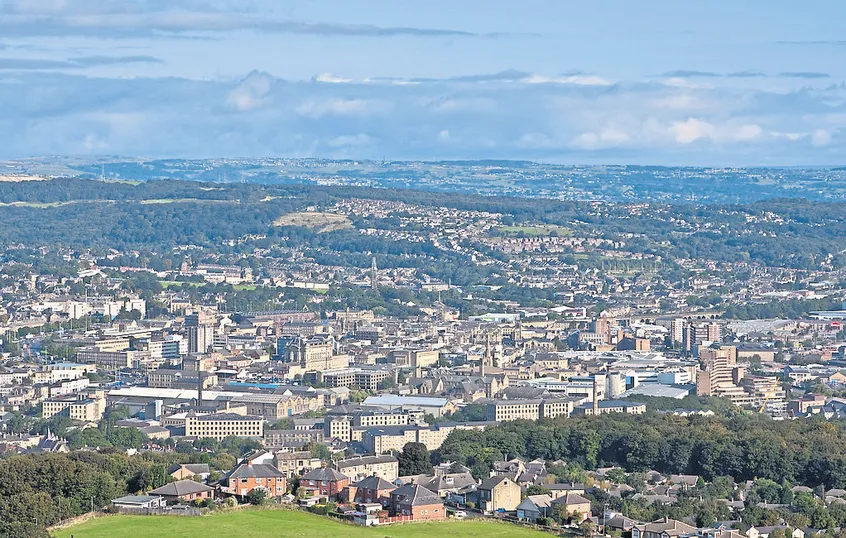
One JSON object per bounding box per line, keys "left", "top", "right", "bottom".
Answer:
{"left": 0, "top": 68, "right": 842, "bottom": 165}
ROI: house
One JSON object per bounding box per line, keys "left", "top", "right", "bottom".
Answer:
{"left": 547, "top": 482, "right": 586, "bottom": 499}
{"left": 300, "top": 466, "right": 349, "bottom": 499}
{"left": 669, "top": 474, "right": 700, "bottom": 488}
{"left": 389, "top": 483, "right": 446, "bottom": 521}
{"left": 551, "top": 492, "right": 592, "bottom": 522}
{"left": 632, "top": 517, "right": 698, "bottom": 538}
{"left": 111, "top": 495, "right": 165, "bottom": 510}
{"left": 418, "top": 472, "right": 477, "bottom": 497}
{"left": 343, "top": 475, "right": 397, "bottom": 504}
{"left": 148, "top": 480, "right": 215, "bottom": 502}
{"left": 167, "top": 463, "right": 211, "bottom": 481}
{"left": 748, "top": 526, "right": 805, "bottom": 538}
{"left": 605, "top": 514, "right": 638, "bottom": 533}
{"left": 476, "top": 475, "right": 522, "bottom": 512}
{"left": 221, "top": 463, "right": 287, "bottom": 498}
{"left": 517, "top": 494, "right": 553, "bottom": 521}
{"left": 335, "top": 454, "right": 399, "bottom": 482}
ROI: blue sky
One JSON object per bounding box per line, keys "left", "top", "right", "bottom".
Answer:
{"left": 1, "top": 0, "right": 844, "bottom": 165}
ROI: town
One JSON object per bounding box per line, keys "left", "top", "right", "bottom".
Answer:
{"left": 2, "top": 177, "right": 846, "bottom": 537}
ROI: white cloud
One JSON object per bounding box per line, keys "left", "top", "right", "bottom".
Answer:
{"left": 733, "top": 124, "right": 763, "bottom": 141}
{"left": 573, "top": 128, "right": 630, "bottom": 149}
{"left": 522, "top": 74, "right": 614, "bottom": 86}
{"left": 295, "top": 98, "right": 389, "bottom": 118}
{"left": 671, "top": 118, "right": 715, "bottom": 144}
{"left": 812, "top": 129, "right": 832, "bottom": 147}
{"left": 438, "top": 130, "right": 451, "bottom": 141}
{"left": 226, "top": 72, "right": 272, "bottom": 112}
{"left": 314, "top": 73, "right": 353, "bottom": 84}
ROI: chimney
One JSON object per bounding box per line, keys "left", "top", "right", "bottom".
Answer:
{"left": 592, "top": 379, "right": 599, "bottom": 415}
{"left": 197, "top": 371, "right": 204, "bottom": 409}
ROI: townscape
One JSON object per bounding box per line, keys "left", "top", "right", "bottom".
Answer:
{"left": 2, "top": 172, "right": 846, "bottom": 537}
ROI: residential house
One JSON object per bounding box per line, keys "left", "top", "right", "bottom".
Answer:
{"left": 167, "top": 463, "right": 211, "bottom": 481}
{"left": 343, "top": 475, "right": 397, "bottom": 504}
{"left": 476, "top": 475, "right": 522, "bottom": 512}
{"left": 632, "top": 517, "right": 698, "bottom": 538}
{"left": 748, "top": 527, "right": 805, "bottom": 538}
{"left": 221, "top": 462, "right": 287, "bottom": 498}
{"left": 111, "top": 495, "right": 165, "bottom": 510}
{"left": 517, "top": 494, "right": 553, "bottom": 521}
{"left": 148, "top": 480, "right": 214, "bottom": 502}
{"left": 551, "top": 492, "right": 592, "bottom": 522}
{"left": 300, "top": 466, "right": 349, "bottom": 499}
{"left": 389, "top": 483, "right": 446, "bottom": 521}
{"left": 335, "top": 454, "right": 399, "bottom": 482}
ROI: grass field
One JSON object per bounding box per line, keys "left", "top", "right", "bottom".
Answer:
{"left": 274, "top": 211, "right": 353, "bottom": 232}
{"left": 52, "top": 509, "right": 550, "bottom": 538}
{"left": 496, "top": 224, "right": 571, "bottom": 237}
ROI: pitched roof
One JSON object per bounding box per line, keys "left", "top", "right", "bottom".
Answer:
{"left": 149, "top": 479, "right": 214, "bottom": 497}
{"left": 354, "top": 475, "right": 396, "bottom": 491}
{"left": 302, "top": 467, "right": 347, "bottom": 481}
{"left": 479, "top": 474, "right": 516, "bottom": 490}
{"left": 551, "top": 492, "right": 591, "bottom": 506}
{"left": 519, "top": 494, "right": 553, "bottom": 510}
{"left": 227, "top": 463, "right": 285, "bottom": 480}
{"left": 390, "top": 483, "right": 442, "bottom": 506}
{"left": 168, "top": 463, "right": 210, "bottom": 475}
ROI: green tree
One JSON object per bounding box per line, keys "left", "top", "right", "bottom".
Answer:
{"left": 398, "top": 442, "right": 431, "bottom": 476}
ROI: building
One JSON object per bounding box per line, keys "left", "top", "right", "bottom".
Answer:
{"left": 148, "top": 480, "right": 214, "bottom": 502}
{"left": 476, "top": 475, "right": 522, "bottom": 512}
{"left": 343, "top": 475, "right": 397, "bottom": 504}
{"left": 484, "top": 397, "right": 578, "bottom": 422}
{"left": 632, "top": 518, "right": 698, "bottom": 538}
{"left": 300, "top": 466, "right": 349, "bottom": 499}
{"left": 517, "top": 494, "right": 553, "bottom": 521}
{"left": 335, "top": 455, "right": 399, "bottom": 482}
{"left": 274, "top": 451, "right": 323, "bottom": 478}
{"left": 184, "top": 412, "right": 263, "bottom": 440}
{"left": 111, "top": 495, "right": 165, "bottom": 510}
{"left": 221, "top": 462, "right": 287, "bottom": 498}
{"left": 389, "top": 483, "right": 446, "bottom": 521}
{"left": 361, "top": 395, "right": 454, "bottom": 417}
{"left": 76, "top": 348, "right": 150, "bottom": 369}
{"left": 42, "top": 391, "right": 107, "bottom": 422}
{"left": 572, "top": 400, "right": 646, "bottom": 416}
{"left": 167, "top": 463, "right": 211, "bottom": 481}
{"left": 550, "top": 492, "right": 592, "bottom": 522}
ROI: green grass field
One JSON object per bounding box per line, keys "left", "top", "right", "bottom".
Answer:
{"left": 53, "top": 509, "right": 550, "bottom": 538}
{"left": 496, "top": 225, "right": 572, "bottom": 237}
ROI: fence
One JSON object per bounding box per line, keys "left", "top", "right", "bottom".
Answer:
{"left": 114, "top": 506, "right": 203, "bottom": 516}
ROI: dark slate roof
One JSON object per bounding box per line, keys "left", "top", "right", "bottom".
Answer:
{"left": 168, "top": 463, "right": 211, "bottom": 475}
{"left": 302, "top": 467, "right": 347, "bottom": 481}
{"left": 355, "top": 476, "right": 396, "bottom": 491}
{"left": 149, "top": 480, "right": 214, "bottom": 496}
{"left": 390, "top": 483, "right": 442, "bottom": 506}
{"left": 479, "top": 474, "right": 515, "bottom": 490}
{"left": 227, "top": 463, "right": 285, "bottom": 480}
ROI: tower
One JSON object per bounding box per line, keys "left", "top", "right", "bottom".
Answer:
{"left": 370, "top": 256, "right": 378, "bottom": 290}
{"left": 592, "top": 378, "right": 599, "bottom": 415}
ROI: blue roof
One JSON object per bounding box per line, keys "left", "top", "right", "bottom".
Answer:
{"left": 227, "top": 381, "right": 280, "bottom": 390}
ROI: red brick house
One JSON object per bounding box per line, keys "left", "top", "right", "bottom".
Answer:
{"left": 343, "top": 475, "right": 396, "bottom": 504}
{"left": 300, "top": 467, "right": 349, "bottom": 499}
{"left": 148, "top": 480, "right": 214, "bottom": 502}
{"left": 389, "top": 483, "right": 445, "bottom": 521}
{"left": 221, "top": 462, "right": 288, "bottom": 498}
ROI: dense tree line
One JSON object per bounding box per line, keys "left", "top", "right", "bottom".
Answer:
{"left": 435, "top": 413, "right": 846, "bottom": 488}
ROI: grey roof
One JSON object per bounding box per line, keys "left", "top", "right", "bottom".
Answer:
{"left": 354, "top": 476, "right": 396, "bottom": 491}
{"left": 149, "top": 479, "right": 214, "bottom": 496}
{"left": 227, "top": 463, "right": 285, "bottom": 480}
{"left": 336, "top": 455, "right": 398, "bottom": 468}
{"left": 168, "top": 463, "right": 210, "bottom": 475}
{"left": 419, "top": 472, "right": 477, "bottom": 492}
{"left": 302, "top": 467, "right": 347, "bottom": 481}
{"left": 391, "top": 483, "right": 442, "bottom": 506}
{"left": 112, "top": 495, "right": 162, "bottom": 505}
{"left": 551, "top": 492, "right": 591, "bottom": 506}
{"left": 479, "top": 474, "right": 516, "bottom": 490}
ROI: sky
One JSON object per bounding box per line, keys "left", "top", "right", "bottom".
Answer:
{"left": 1, "top": 0, "right": 845, "bottom": 165}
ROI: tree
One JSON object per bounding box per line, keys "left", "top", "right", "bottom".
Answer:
{"left": 398, "top": 442, "right": 431, "bottom": 476}
{"left": 580, "top": 519, "right": 597, "bottom": 537}
{"left": 247, "top": 488, "right": 268, "bottom": 505}
{"left": 526, "top": 485, "right": 552, "bottom": 497}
